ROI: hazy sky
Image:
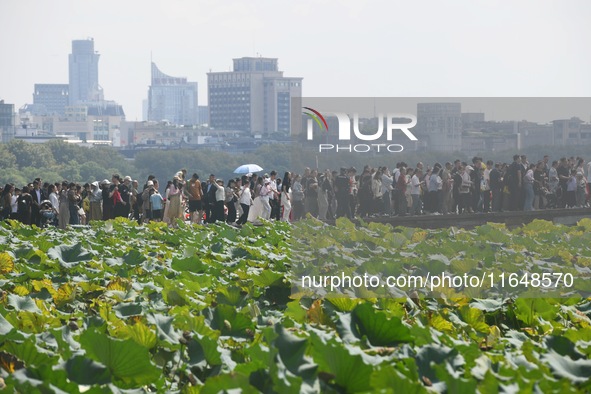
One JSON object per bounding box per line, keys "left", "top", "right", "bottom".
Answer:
{"left": 1, "top": 0, "right": 590, "bottom": 121}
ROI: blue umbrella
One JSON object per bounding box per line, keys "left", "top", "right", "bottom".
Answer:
{"left": 233, "top": 164, "right": 263, "bottom": 174}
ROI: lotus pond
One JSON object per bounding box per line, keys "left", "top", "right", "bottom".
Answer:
{"left": 1, "top": 218, "right": 591, "bottom": 393}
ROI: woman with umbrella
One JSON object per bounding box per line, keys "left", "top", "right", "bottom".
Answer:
{"left": 234, "top": 164, "right": 263, "bottom": 175}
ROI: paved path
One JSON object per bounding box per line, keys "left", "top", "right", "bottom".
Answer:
{"left": 325, "top": 208, "right": 591, "bottom": 229}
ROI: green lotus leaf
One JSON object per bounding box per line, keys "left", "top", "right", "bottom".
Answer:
{"left": 186, "top": 333, "right": 222, "bottom": 367}
{"left": 65, "top": 355, "right": 111, "bottom": 385}
{"left": 209, "top": 304, "right": 254, "bottom": 337}
{"left": 542, "top": 350, "right": 591, "bottom": 383}
{"left": 310, "top": 332, "right": 373, "bottom": 392}
{"left": 113, "top": 303, "right": 144, "bottom": 319}
{"left": 200, "top": 372, "right": 259, "bottom": 394}
{"left": 7, "top": 294, "right": 41, "bottom": 313}
{"left": 47, "top": 243, "right": 92, "bottom": 267}
{"left": 79, "top": 328, "right": 161, "bottom": 388}
{"left": 337, "top": 303, "right": 413, "bottom": 346}
{"left": 171, "top": 255, "right": 208, "bottom": 273}
{"left": 2, "top": 337, "right": 56, "bottom": 368}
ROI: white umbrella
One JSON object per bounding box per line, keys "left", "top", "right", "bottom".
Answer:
{"left": 234, "top": 164, "right": 263, "bottom": 174}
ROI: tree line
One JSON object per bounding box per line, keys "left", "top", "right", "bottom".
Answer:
{"left": 2, "top": 139, "right": 591, "bottom": 187}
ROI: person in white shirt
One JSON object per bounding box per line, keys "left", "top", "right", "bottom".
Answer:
{"left": 11, "top": 190, "right": 19, "bottom": 219}
{"left": 410, "top": 169, "right": 422, "bottom": 215}
{"left": 460, "top": 166, "right": 474, "bottom": 214}
{"left": 482, "top": 160, "right": 493, "bottom": 213}
{"left": 441, "top": 162, "right": 453, "bottom": 214}
{"left": 237, "top": 175, "right": 252, "bottom": 225}
{"left": 381, "top": 168, "right": 393, "bottom": 215}
{"left": 371, "top": 171, "right": 383, "bottom": 215}
{"left": 281, "top": 172, "right": 292, "bottom": 222}
{"left": 48, "top": 184, "right": 59, "bottom": 215}
{"left": 259, "top": 178, "right": 273, "bottom": 220}
{"left": 548, "top": 161, "right": 559, "bottom": 194}
{"left": 247, "top": 177, "right": 265, "bottom": 223}
{"left": 211, "top": 179, "right": 226, "bottom": 222}
{"left": 523, "top": 164, "right": 535, "bottom": 211}
{"left": 427, "top": 165, "right": 443, "bottom": 213}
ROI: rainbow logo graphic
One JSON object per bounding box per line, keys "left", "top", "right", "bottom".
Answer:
{"left": 303, "top": 107, "right": 329, "bottom": 132}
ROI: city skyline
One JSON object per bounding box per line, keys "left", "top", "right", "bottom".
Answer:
{"left": 1, "top": 0, "right": 591, "bottom": 122}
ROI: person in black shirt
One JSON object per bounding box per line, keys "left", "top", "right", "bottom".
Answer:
{"left": 335, "top": 168, "right": 351, "bottom": 219}
{"left": 507, "top": 155, "right": 523, "bottom": 211}
{"left": 471, "top": 157, "right": 483, "bottom": 212}
{"left": 101, "top": 180, "right": 113, "bottom": 220}
{"left": 451, "top": 160, "right": 462, "bottom": 214}
{"left": 17, "top": 186, "right": 33, "bottom": 225}
{"left": 533, "top": 161, "right": 546, "bottom": 209}
{"left": 489, "top": 163, "right": 501, "bottom": 212}
{"left": 557, "top": 158, "right": 570, "bottom": 208}
{"left": 204, "top": 174, "right": 217, "bottom": 223}
{"left": 116, "top": 176, "right": 131, "bottom": 218}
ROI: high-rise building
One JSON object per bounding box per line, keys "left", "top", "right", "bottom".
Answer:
{"left": 69, "top": 39, "right": 100, "bottom": 105}
{"left": 461, "top": 112, "right": 485, "bottom": 128}
{"left": 416, "top": 103, "right": 462, "bottom": 152}
{"left": 0, "top": 100, "right": 15, "bottom": 142}
{"left": 198, "top": 105, "right": 209, "bottom": 125}
{"left": 33, "top": 84, "right": 69, "bottom": 115}
{"left": 147, "top": 62, "right": 198, "bottom": 125}
{"left": 553, "top": 117, "right": 584, "bottom": 146}
{"left": 208, "top": 57, "right": 302, "bottom": 134}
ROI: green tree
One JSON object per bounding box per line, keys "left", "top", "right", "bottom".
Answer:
{"left": 6, "top": 140, "right": 56, "bottom": 169}
{"left": 0, "top": 144, "right": 17, "bottom": 168}
{"left": 20, "top": 167, "right": 62, "bottom": 185}
{"left": 79, "top": 161, "right": 108, "bottom": 183}
{"left": 45, "top": 140, "right": 87, "bottom": 165}
{"left": 60, "top": 160, "right": 82, "bottom": 182}
{"left": 0, "top": 168, "right": 27, "bottom": 187}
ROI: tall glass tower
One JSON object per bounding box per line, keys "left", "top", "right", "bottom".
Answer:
{"left": 147, "top": 62, "right": 198, "bottom": 125}
{"left": 68, "top": 39, "right": 100, "bottom": 105}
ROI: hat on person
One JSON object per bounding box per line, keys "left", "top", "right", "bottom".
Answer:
{"left": 264, "top": 178, "right": 271, "bottom": 183}
{"left": 466, "top": 165, "right": 474, "bottom": 171}
{"left": 147, "top": 180, "right": 154, "bottom": 187}
{"left": 91, "top": 181, "right": 99, "bottom": 187}
{"left": 124, "top": 176, "right": 132, "bottom": 182}
{"left": 101, "top": 179, "right": 110, "bottom": 185}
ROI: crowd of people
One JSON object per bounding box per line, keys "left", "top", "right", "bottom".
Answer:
{"left": 1, "top": 154, "right": 590, "bottom": 228}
